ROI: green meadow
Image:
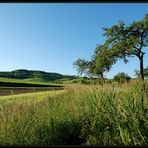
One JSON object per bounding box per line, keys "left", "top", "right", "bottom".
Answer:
{"left": 0, "top": 77, "right": 63, "bottom": 87}
{"left": 0, "top": 81, "right": 147, "bottom": 145}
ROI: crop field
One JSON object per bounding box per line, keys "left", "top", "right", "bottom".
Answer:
{"left": 0, "top": 87, "right": 64, "bottom": 96}
{"left": 0, "top": 77, "right": 64, "bottom": 96}
{"left": 0, "top": 81, "right": 147, "bottom": 145}
{"left": 0, "top": 77, "right": 63, "bottom": 86}
{"left": 0, "top": 77, "right": 49, "bottom": 85}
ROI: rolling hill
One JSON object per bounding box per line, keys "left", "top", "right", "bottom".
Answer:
{"left": 0, "top": 69, "right": 79, "bottom": 87}
{"left": 0, "top": 69, "right": 77, "bottom": 81}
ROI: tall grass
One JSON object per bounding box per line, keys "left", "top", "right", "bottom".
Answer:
{"left": 0, "top": 82, "right": 147, "bottom": 145}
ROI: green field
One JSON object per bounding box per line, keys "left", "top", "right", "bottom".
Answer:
{"left": 0, "top": 77, "right": 62, "bottom": 86}
{"left": 0, "top": 76, "right": 83, "bottom": 87}
{"left": 0, "top": 81, "right": 147, "bottom": 145}
{"left": 0, "top": 76, "right": 64, "bottom": 96}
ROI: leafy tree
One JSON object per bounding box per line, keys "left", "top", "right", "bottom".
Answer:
{"left": 91, "top": 44, "right": 116, "bottom": 79}
{"left": 73, "top": 58, "right": 91, "bottom": 76}
{"left": 73, "top": 44, "right": 116, "bottom": 82}
{"left": 103, "top": 14, "right": 148, "bottom": 80}
{"left": 113, "top": 72, "right": 131, "bottom": 84}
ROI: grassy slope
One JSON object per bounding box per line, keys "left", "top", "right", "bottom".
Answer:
{"left": 0, "top": 76, "right": 85, "bottom": 87}
{"left": 0, "top": 90, "right": 65, "bottom": 111}
{"left": 0, "top": 82, "right": 147, "bottom": 145}
{"left": 22, "top": 77, "right": 55, "bottom": 83}
{"left": 0, "top": 77, "right": 63, "bottom": 87}
{"left": 55, "top": 77, "right": 82, "bottom": 84}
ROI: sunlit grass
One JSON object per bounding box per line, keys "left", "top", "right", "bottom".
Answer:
{"left": 0, "top": 82, "right": 147, "bottom": 145}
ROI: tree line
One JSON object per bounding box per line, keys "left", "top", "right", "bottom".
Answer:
{"left": 74, "top": 14, "right": 148, "bottom": 81}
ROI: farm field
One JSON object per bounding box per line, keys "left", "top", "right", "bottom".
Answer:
{"left": 0, "top": 81, "right": 147, "bottom": 145}
{"left": 0, "top": 77, "right": 63, "bottom": 86}
{"left": 0, "top": 87, "right": 64, "bottom": 96}
{"left": 0, "top": 77, "right": 64, "bottom": 96}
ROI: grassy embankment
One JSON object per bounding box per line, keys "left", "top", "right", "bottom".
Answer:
{"left": 0, "top": 81, "right": 148, "bottom": 145}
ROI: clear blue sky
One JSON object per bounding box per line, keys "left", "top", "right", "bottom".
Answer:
{"left": 0, "top": 3, "right": 148, "bottom": 78}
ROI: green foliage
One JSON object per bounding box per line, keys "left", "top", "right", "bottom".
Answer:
{"left": 73, "top": 58, "right": 91, "bottom": 76}
{"left": 113, "top": 72, "right": 131, "bottom": 84}
{"left": 80, "top": 78, "right": 94, "bottom": 85}
{"left": 73, "top": 15, "right": 148, "bottom": 80}
{"left": 91, "top": 44, "right": 116, "bottom": 78}
{"left": 73, "top": 45, "right": 116, "bottom": 79}
{"left": 74, "top": 14, "right": 148, "bottom": 81}
{"left": 103, "top": 14, "right": 148, "bottom": 80}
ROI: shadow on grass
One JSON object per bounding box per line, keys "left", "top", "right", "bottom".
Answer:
{"left": 35, "top": 118, "right": 85, "bottom": 145}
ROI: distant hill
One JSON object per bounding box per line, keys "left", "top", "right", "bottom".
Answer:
{"left": 0, "top": 69, "right": 77, "bottom": 81}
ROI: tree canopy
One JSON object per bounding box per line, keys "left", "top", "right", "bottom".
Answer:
{"left": 73, "top": 58, "right": 91, "bottom": 76}
{"left": 74, "top": 14, "right": 148, "bottom": 81}
{"left": 103, "top": 14, "right": 148, "bottom": 80}
{"left": 73, "top": 44, "right": 115, "bottom": 79}
{"left": 90, "top": 44, "right": 116, "bottom": 78}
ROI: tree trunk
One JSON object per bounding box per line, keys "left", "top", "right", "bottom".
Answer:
{"left": 100, "top": 72, "right": 104, "bottom": 80}
{"left": 100, "top": 72, "right": 104, "bottom": 85}
{"left": 139, "top": 55, "right": 144, "bottom": 81}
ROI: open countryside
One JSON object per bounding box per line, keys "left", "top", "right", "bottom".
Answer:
{"left": 0, "top": 4, "right": 148, "bottom": 146}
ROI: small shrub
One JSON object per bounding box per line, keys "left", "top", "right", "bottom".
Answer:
{"left": 113, "top": 72, "right": 131, "bottom": 85}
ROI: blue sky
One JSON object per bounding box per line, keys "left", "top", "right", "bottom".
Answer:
{"left": 0, "top": 3, "right": 148, "bottom": 78}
